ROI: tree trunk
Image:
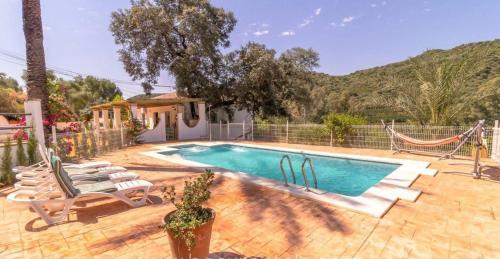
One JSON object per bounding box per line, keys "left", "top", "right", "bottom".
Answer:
{"left": 22, "top": 0, "right": 50, "bottom": 145}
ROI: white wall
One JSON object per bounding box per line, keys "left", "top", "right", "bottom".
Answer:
{"left": 177, "top": 102, "right": 208, "bottom": 140}
{"left": 137, "top": 113, "right": 167, "bottom": 143}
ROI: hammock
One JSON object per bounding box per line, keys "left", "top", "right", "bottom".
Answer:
{"left": 381, "top": 120, "right": 484, "bottom": 159}
{"left": 391, "top": 131, "right": 462, "bottom": 147}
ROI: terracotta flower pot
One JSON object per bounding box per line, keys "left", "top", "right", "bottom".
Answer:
{"left": 162, "top": 209, "right": 215, "bottom": 259}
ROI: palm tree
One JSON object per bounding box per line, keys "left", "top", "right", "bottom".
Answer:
{"left": 385, "top": 51, "right": 492, "bottom": 125}
{"left": 22, "top": 0, "right": 49, "bottom": 118}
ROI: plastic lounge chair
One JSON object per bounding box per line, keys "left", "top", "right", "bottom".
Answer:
{"left": 15, "top": 170, "right": 139, "bottom": 190}
{"left": 44, "top": 145, "right": 112, "bottom": 169}
{"left": 7, "top": 158, "right": 152, "bottom": 225}
{"left": 14, "top": 145, "right": 125, "bottom": 177}
{"left": 14, "top": 149, "right": 138, "bottom": 190}
{"left": 15, "top": 159, "right": 138, "bottom": 191}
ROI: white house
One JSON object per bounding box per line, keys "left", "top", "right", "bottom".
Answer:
{"left": 91, "top": 92, "right": 207, "bottom": 143}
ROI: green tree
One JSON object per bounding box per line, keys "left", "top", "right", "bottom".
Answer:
{"left": 0, "top": 73, "right": 22, "bottom": 92}
{"left": 323, "top": 113, "right": 366, "bottom": 144}
{"left": 223, "top": 44, "right": 320, "bottom": 119}
{"left": 23, "top": 71, "right": 123, "bottom": 121}
{"left": 16, "top": 135, "right": 27, "bottom": 166}
{"left": 277, "top": 47, "right": 319, "bottom": 121}
{"left": 384, "top": 51, "right": 497, "bottom": 125}
{"left": 226, "top": 42, "right": 284, "bottom": 116}
{"left": 27, "top": 131, "right": 38, "bottom": 164}
{"left": 109, "top": 0, "right": 236, "bottom": 96}
{"left": 1, "top": 137, "right": 13, "bottom": 185}
{"left": 0, "top": 88, "right": 26, "bottom": 113}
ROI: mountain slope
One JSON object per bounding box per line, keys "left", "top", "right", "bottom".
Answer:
{"left": 307, "top": 39, "right": 500, "bottom": 123}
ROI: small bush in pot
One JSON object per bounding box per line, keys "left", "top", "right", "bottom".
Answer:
{"left": 161, "top": 170, "right": 215, "bottom": 258}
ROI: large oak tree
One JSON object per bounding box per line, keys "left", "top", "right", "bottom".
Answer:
{"left": 110, "top": 0, "right": 236, "bottom": 96}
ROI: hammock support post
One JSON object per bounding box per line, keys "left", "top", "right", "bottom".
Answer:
{"left": 472, "top": 124, "right": 484, "bottom": 179}
{"left": 381, "top": 120, "right": 485, "bottom": 161}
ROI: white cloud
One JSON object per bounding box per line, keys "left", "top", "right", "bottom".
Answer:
{"left": 253, "top": 30, "right": 269, "bottom": 36}
{"left": 370, "top": 3, "right": 377, "bottom": 8}
{"left": 381, "top": 1, "right": 387, "bottom": 6}
{"left": 298, "top": 19, "right": 312, "bottom": 28}
{"left": 342, "top": 16, "right": 354, "bottom": 23}
{"left": 424, "top": 8, "right": 431, "bottom": 12}
{"left": 77, "top": 7, "right": 85, "bottom": 11}
{"left": 330, "top": 16, "right": 357, "bottom": 28}
{"left": 281, "top": 31, "right": 296, "bottom": 36}
{"left": 261, "top": 23, "right": 270, "bottom": 27}
{"left": 43, "top": 26, "right": 52, "bottom": 31}
{"left": 315, "top": 8, "right": 322, "bottom": 16}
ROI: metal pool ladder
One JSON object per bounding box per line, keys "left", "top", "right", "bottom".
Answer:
{"left": 301, "top": 157, "right": 318, "bottom": 191}
{"left": 280, "top": 155, "right": 296, "bottom": 186}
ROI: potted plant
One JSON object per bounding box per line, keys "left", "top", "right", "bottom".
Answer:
{"left": 161, "top": 170, "right": 216, "bottom": 258}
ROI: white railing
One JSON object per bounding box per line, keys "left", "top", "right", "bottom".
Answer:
{"left": 209, "top": 121, "right": 498, "bottom": 159}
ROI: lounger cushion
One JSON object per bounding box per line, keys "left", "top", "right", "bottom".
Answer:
{"left": 53, "top": 158, "right": 81, "bottom": 198}
{"left": 65, "top": 168, "right": 99, "bottom": 175}
{"left": 77, "top": 181, "right": 117, "bottom": 194}
{"left": 70, "top": 174, "right": 110, "bottom": 182}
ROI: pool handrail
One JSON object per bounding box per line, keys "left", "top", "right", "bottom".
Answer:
{"left": 301, "top": 157, "right": 318, "bottom": 191}
{"left": 279, "top": 155, "right": 296, "bottom": 186}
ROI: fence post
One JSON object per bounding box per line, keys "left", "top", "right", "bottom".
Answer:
{"left": 209, "top": 121, "right": 212, "bottom": 142}
{"left": 286, "top": 120, "right": 289, "bottom": 143}
{"left": 330, "top": 129, "right": 333, "bottom": 147}
{"left": 120, "top": 122, "right": 124, "bottom": 148}
{"left": 251, "top": 119, "right": 254, "bottom": 141}
{"left": 51, "top": 125, "right": 57, "bottom": 151}
{"left": 242, "top": 121, "right": 246, "bottom": 140}
{"left": 390, "top": 120, "right": 395, "bottom": 151}
{"left": 492, "top": 120, "right": 499, "bottom": 161}
{"left": 227, "top": 122, "right": 230, "bottom": 140}
{"left": 219, "top": 120, "right": 222, "bottom": 140}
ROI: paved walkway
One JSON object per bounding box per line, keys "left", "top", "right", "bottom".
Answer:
{"left": 1, "top": 142, "right": 499, "bottom": 258}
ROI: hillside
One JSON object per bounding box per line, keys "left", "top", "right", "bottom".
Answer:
{"left": 307, "top": 39, "right": 500, "bottom": 124}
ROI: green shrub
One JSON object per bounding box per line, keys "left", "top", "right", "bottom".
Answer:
{"left": 161, "top": 170, "right": 215, "bottom": 250}
{"left": 126, "top": 118, "right": 144, "bottom": 144}
{"left": 89, "top": 129, "right": 97, "bottom": 157}
{"left": 80, "top": 129, "right": 89, "bottom": 159}
{"left": 27, "top": 131, "right": 38, "bottom": 164}
{"left": 323, "top": 113, "right": 367, "bottom": 144}
{"left": 16, "top": 135, "right": 27, "bottom": 166}
{"left": 71, "top": 133, "right": 80, "bottom": 159}
{"left": 1, "top": 137, "right": 13, "bottom": 185}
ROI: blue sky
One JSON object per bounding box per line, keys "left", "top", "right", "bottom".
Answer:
{"left": 0, "top": 0, "right": 499, "bottom": 97}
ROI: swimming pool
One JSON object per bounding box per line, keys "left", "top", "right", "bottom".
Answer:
{"left": 159, "top": 144, "right": 401, "bottom": 196}
{"left": 144, "top": 142, "right": 435, "bottom": 217}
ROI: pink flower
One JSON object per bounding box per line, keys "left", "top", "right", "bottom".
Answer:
{"left": 13, "top": 129, "right": 28, "bottom": 140}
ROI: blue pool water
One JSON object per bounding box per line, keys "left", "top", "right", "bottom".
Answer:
{"left": 160, "top": 144, "right": 400, "bottom": 196}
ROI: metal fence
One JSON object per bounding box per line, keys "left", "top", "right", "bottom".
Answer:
{"left": 209, "top": 122, "right": 497, "bottom": 158}
{"left": 49, "top": 127, "right": 133, "bottom": 161}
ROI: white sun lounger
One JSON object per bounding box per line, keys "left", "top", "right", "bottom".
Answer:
{"left": 14, "top": 146, "right": 138, "bottom": 191}
{"left": 7, "top": 158, "right": 152, "bottom": 225}
{"left": 14, "top": 145, "right": 126, "bottom": 177}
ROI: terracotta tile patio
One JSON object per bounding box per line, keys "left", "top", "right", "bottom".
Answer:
{"left": 1, "top": 141, "right": 499, "bottom": 258}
